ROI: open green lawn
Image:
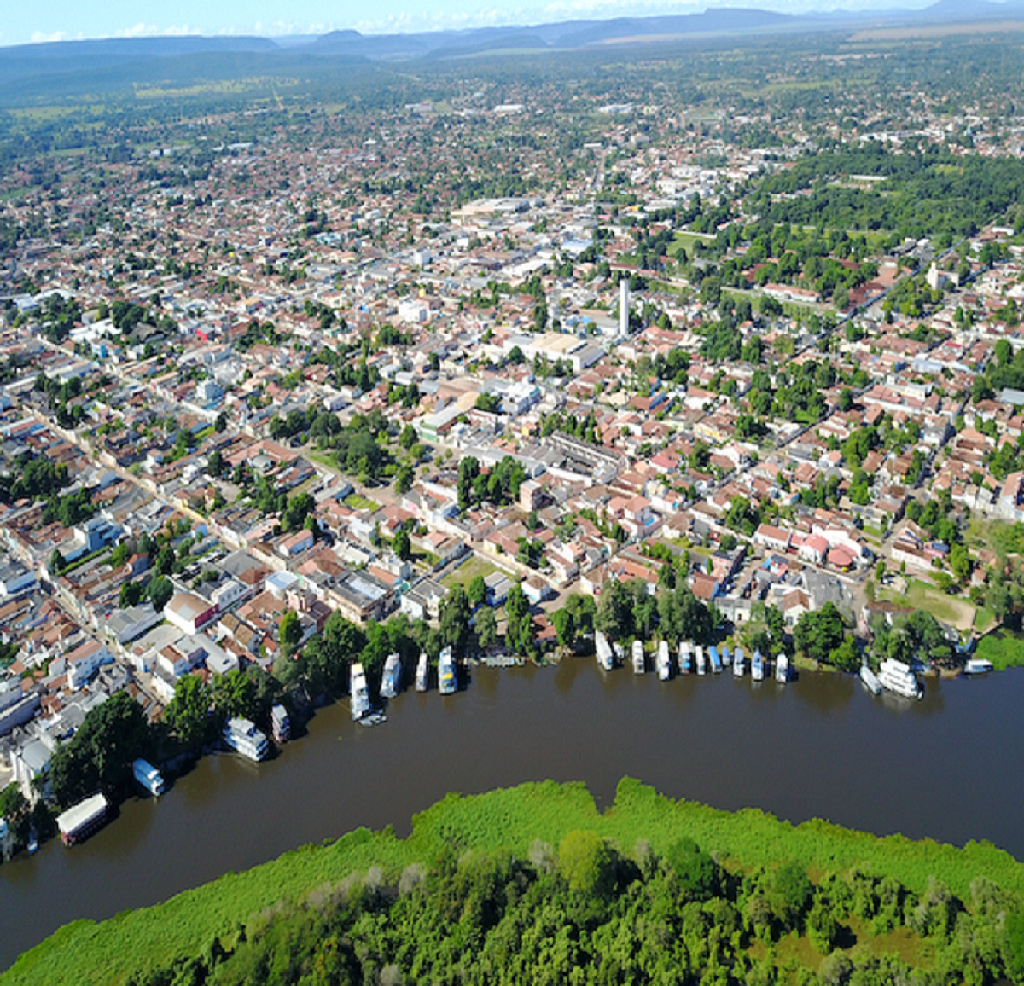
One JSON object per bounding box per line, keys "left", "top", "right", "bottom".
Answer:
{"left": 974, "top": 631, "right": 1024, "bottom": 671}
{"left": 966, "top": 516, "right": 1024, "bottom": 556}
{"left": 309, "top": 451, "right": 341, "bottom": 474}
{"left": 441, "top": 553, "right": 499, "bottom": 589}
{"left": 879, "top": 578, "right": 975, "bottom": 630}
{"left": 667, "top": 231, "right": 716, "bottom": 259}
{"left": 344, "top": 493, "right": 378, "bottom": 511}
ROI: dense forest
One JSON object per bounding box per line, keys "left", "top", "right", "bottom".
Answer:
{"left": 6, "top": 780, "right": 1024, "bottom": 986}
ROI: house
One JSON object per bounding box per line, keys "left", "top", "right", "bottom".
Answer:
{"left": 278, "top": 529, "right": 315, "bottom": 558}
{"left": 11, "top": 737, "right": 50, "bottom": 802}
{"left": 798, "top": 534, "right": 830, "bottom": 566}
{"left": 690, "top": 571, "right": 720, "bottom": 602}
{"left": 157, "top": 635, "right": 207, "bottom": 679}
{"left": 107, "top": 603, "right": 163, "bottom": 646}
{"left": 64, "top": 639, "right": 113, "bottom": 689}
{"left": 0, "top": 561, "right": 36, "bottom": 597}
{"left": 484, "top": 571, "right": 511, "bottom": 606}
{"left": 400, "top": 579, "right": 446, "bottom": 620}
{"left": 782, "top": 588, "right": 812, "bottom": 625}
{"left": 996, "top": 471, "right": 1024, "bottom": 522}
{"left": 753, "top": 524, "right": 792, "bottom": 553}
{"left": 522, "top": 576, "right": 554, "bottom": 604}
{"left": 165, "top": 591, "right": 219, "bottom": 635}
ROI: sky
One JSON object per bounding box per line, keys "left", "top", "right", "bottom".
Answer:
{"left": 0, "top": 0, "right": 981, "bottom": 48}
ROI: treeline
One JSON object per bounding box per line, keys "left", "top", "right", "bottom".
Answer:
{"left": 120, "top": 825, "right": 1024, "bottom": 986}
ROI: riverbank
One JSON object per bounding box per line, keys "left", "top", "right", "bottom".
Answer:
{"left": 4, "top": 777, "right": 1023, "bottom": 986}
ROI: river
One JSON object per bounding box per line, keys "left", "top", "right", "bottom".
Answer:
{"left": 2, "top": 660, "right": 1024, "bottom": 972}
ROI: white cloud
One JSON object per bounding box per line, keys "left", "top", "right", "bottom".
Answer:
{"left": 30, "top": 30, "right": 71, "bottom": 43}
{"left": 113, "top": 22, "right": 200, "bottom": 38}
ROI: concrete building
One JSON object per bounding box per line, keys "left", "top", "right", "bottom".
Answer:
{"left": 165, "top": 591, "right": 219, "bottom": 635}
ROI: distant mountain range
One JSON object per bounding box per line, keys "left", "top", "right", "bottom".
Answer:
{"left": 3, "top": 0, "right": 1024, "bottom": 88}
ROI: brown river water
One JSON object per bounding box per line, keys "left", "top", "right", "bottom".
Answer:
{"left": 2, "top": 659, "right": 1023, "bottom": 971}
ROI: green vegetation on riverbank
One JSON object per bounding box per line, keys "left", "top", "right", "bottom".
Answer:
{"left": 975, "top": 631, "right": 1024, "bottom": 671}
{"left": 4, "top": 779, "right": 1024, "bottom": 986}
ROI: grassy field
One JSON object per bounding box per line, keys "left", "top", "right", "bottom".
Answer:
{"left": 4, "top": 778, "right": 1023, "bottom": 986}
{"left": 308, "top": 451, "right": 341, "bottom": 474}
{"left": 667, "top": 231, "right": 717, "bottom": 259}
{"left": 344, "top": 493, "right": 378, "bottom": 511}
{"left": 879, "top": 578, "right": 975, "bottom": 630}
{"left": 440, "top": 553, "right": 499, "bottom": 589}
{"left": 966, "top": 516, "right": 1024, "bottom": 556}
{"left": 974, "top": 630, "right": 1024, "bottom": 671}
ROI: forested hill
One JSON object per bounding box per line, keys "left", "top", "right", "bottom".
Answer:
{"left": 0, "top": 37, "right": 279, "bottom": 88}
{"left": 4, "top": 780, "right": 1024, "bottom": 986}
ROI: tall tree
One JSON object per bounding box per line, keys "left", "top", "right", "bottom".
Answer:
{"left": 165, "top": 675, "right": 212, "bottom": 753}
{"left": 440, "top": 584, "right": 472, "bottom": 660}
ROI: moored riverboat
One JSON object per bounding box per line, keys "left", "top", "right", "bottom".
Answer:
{"left": 878, "top": 658, "right": 923, "bottom": 700}
{"left": 381, "top": 653, "right": 401, "bottom": 699}
{"left": 860, "top": 662, "right": 881, "bottom": 695}
{"left": 223, "top": 717, "right": 270, "bottom": 762}
{"left": 57, "top": 793, "right": 109, "bottom": 847}
{"left": 708, "top": 645, "right": 722, "bottom": 674}
{"left": 657, "top": 640, "right": 672, "bottom": 681}
{"left": 775, "top": 653, "right": 790, "bottom": 684}
{"left": 351, "top": 663, "right": 371, "bottom": 719}
{"left": 596, "top": 631, "right": 616, "bottom": 672}
{"left": 679, "top": 641, "right": 692, "bottom": 674}
{"left": 439, "top": 647, "right": 457, "bottom": 695}
{"left": 751, "top": 650, "right": 765, "bottom": 683}
{"left": 132, "top": 758, "right": 166, "bottom": 797}
{"left": 631, "top": 640, "right": 645, "bottom": 675}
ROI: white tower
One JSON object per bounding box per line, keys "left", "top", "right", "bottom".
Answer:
{"left": 619, "top": 278, "right": 630, "bottom": 337}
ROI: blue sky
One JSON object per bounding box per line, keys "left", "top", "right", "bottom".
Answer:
{"left": 0, "top": 0, "right": 972, "bottom": 48}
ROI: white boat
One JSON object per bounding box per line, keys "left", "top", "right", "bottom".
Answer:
{"left": 416, "top": 651, "right": 429, "bottom": 692}
{"left": 57, "top": 793, "right": 109, "bottom": 847}
{"left": 860, "top": 662, "right": 881, "bottom": 695}
{"left": 351, "top": 662, "right": 371, "bottom": 718}
{"left": 439, "top": 646, "right": 457, "bottom": 695}
{"left": 720, "top": 645, "right": 732, "bottom": 668}
{"left": 733, "top": 647, "right": 745, "bottom": 678}
{"left": 751, "top": 650, "right": 765, "bottom": 682}
{"left": 657, "top": 640, "right": 672, "bottom": 681}
{"left": 878, "top": 658, "right": 923, "bottom": 700}
{"left": 632, "top": 640, "right": 645, "bottom": 674}
{"left": 596, "top": 631, "right": 616, "bottom": 672}
{"left": 964, "top": 658, "right": 993, "bottom": 675}
{"left": 132, "top": 757, "right": 166, "bottom": 796}
{"left": 223, "top": 717, "right": 270, "bottom": 762}
{"left": 695, "top": 645, "right": 707, "bottom": 676}
{"left": 26, "top": 829, "right": 38, "bottom": 854}
{"left": 271, "top": 703, "right": 291, "bottom": 743}
{"left": 776, "top": 653, "right": 790, "bottom": 684}
{"left": 381, "top": 652, "right": 401, "bottom": 699}
{"left": 678, "top": 641, "right": 692, "bottom": 674}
